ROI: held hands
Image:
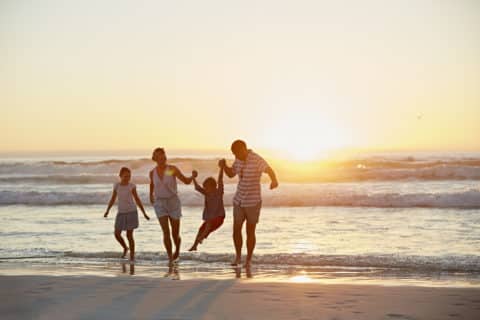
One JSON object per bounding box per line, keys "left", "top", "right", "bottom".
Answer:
{"left": 218, "top": 159, "right": 226, "bottom": 168}
{"left": 192, "top": 170, "right": 198, "bottom": 178}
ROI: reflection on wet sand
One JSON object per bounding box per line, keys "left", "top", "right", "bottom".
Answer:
{"left": 233, "top": 266, "right": 253, "bottom": 279}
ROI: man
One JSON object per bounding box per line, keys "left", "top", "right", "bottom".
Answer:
{"left": 220, "top": 140, "right": 278, "bottom": 267}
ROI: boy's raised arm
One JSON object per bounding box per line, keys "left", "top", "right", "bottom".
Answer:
{"left": 217, "top": 166, "right": 224, "bottom": 193}
{"left": 193, "top": 177, "right": 205, "bottom": 195}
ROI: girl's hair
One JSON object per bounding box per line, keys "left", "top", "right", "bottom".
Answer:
{"left": 203, "top": 177, "right": 217, "bottom": 189}
{"left": 152, "top": 147, "right": 165, "bottom": 160}
{"left": 119, "top": 167, "right": 131, "bottom": 176}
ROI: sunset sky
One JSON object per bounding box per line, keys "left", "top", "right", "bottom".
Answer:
{"left": 2, "top": 0, "right": 479, "bottom": 159}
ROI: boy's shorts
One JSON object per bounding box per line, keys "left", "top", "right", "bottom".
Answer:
{"left": 198, "top": 216, "right": 224, "bottom": 238}
{"left": 153, "top": 195, "right": 182, "bottom": 219}
{"left": 233, "top": 202, "right": 262, "bottom": 225}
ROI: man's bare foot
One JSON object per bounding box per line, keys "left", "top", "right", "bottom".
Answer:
{"left": 243, "top": 260, "right": 252, "bottom": 268}
{"left": 121, "top": 248, "right": 129, "bottom": 259}
{"left": 188, "top": 246, "right": 197, "bottom": 252}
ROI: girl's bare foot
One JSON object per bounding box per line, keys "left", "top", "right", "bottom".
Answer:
{"left": 188, "top": 246, "right": 197, "bottom": 252}
{"left": 121, "top": 248, "right": 129, "bottom": 259}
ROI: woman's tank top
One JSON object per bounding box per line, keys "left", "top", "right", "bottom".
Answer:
{"left": 153, "top": 165, "right": 178, "bottom": 199}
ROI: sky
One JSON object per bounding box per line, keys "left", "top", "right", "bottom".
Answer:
{"left": 1, "top": 0, "right": 479, "bottom": 159}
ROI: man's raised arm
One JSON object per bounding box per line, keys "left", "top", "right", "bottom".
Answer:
{"left": 219, "top": 159, "right": 236, "bottom": 178}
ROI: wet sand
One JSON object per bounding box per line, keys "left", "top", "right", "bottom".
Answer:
{"left": 2, "top": 268, "right": 480, "bottom": 320}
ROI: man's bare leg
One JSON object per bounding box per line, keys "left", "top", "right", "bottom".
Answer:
{"left": 232, "top": 219, "right": 244, "bottom": 266}
{"left": 245, "top": 222, "right": 257, "bottom": 267}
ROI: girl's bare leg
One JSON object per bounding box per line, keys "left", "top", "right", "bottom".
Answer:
{"left": 114, "top": 229, "right": 128, "bottom": 258}
{"left": 126, "top": 230, "right": 135, "bottom": 261}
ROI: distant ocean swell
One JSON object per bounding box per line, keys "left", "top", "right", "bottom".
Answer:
{"left": 1, "top": 156, "right": 480, "bottom": 182}
{"left": 1, "top": 188, "right": 480, "bottom": 208}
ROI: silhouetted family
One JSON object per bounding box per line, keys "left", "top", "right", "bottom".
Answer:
{"left": 104, "top": 140, "right": 279, "bottom": 268}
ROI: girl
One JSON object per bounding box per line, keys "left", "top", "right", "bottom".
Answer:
{"left": 149, "top": 147, "right": 197, "bottom": 265}
{"left": 104, "top": 167, "right": 150, "bottom": 261}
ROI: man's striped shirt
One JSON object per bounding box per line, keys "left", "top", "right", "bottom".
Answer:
{"left": 232, "top": 150, "right": 269, "bottom": 207}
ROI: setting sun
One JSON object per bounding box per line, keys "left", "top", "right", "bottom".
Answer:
{"left": 261, "top": 106, "right": 350, "bottom": 161}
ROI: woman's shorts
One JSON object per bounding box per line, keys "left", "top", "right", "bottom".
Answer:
{"left": 115, "top": 211, "right": 139, "bottom": 230}
{"left": 154, "top": 196, "right": 182, "bottom": 219}
{"left": 198, "top": 216, "right": 225, "bottom": 239}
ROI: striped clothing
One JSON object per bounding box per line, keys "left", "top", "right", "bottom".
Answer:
{"left": 232, "top": 150, "right": 269, "bottom": 207}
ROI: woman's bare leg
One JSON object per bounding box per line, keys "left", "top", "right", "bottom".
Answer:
{"left": 158, "top": 217, "right": 173, "bottom": 263}
{"left": 170, "top": 217, "right": 181, "bottom": 261}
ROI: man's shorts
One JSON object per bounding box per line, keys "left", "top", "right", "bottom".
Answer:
{"left": 233, "top": 202, "right": 262, "bottom": 225}
{"left": 153, "top": 195, "right": 182, "bottom": 219}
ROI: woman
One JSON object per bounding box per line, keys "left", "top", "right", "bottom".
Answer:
{"left": 149, "top": 147, "right": 197, "bottom": 265}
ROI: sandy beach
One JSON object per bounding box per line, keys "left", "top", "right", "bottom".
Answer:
{"left": 2, "top": 265, "right": 480, "bottom": 320}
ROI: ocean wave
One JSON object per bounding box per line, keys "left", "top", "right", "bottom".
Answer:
{"left": 1, "top": 250, "right": 478, "bottom": 272}
{"left": 1, "top": 188, "right": 480, "bottom": 208}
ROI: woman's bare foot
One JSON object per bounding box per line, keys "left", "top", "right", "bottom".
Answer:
{"left": 243, "top": 260, "right": 252, "bottom": 268}
{"left": 121, "top": 248, "right": 129, "bottom": 259}
{"left": 188, "top": 245, "right": 197, "bottom": 252}
{"left": 173, "top": 248, "right": 180, "bottom": 261}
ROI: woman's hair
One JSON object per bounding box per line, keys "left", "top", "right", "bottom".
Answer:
{"left": 119, "top": 167, "right": 131, "bottom": 176}
{"left": 151, "top": 147, "right": 165, "bottom": 160}
{"left": 203, "top": 177, "right": 217, "bottom": 189}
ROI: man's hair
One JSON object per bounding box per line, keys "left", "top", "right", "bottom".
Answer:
{"left": 152, "top": 147, "right": 165, "bottom": 160}
{"left": 119, "top": 167, "right": 131, "bottom": 176}
{"left": 203, "top": 177, "right": 217, "bottom": 189}
{"left": 231, "top": 139, "right": 247, "bottom": 152}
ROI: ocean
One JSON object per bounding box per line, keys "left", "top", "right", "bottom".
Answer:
{"left": 1, "top": 152, "right": 479, "bottom": 285}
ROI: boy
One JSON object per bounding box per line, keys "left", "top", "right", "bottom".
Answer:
{"left": 188, "top": 164, "right": 225, "bottom": 251}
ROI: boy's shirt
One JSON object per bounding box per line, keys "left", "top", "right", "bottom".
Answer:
{"left": 195, "top": 182, "right": 226, "bottom": 221}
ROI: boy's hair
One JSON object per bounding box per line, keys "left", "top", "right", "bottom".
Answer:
{"left": 119, "top": 167, "right": 131, "bottom": 176}
{"left": 203, "top": 177, "right": 217, "bottom": 189}
{"left": 152, "top": 147, "right": 165, "bottom": 160}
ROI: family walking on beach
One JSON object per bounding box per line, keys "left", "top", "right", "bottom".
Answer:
{"left": 104, "top": 140, "right": 279, "bottom": 267}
